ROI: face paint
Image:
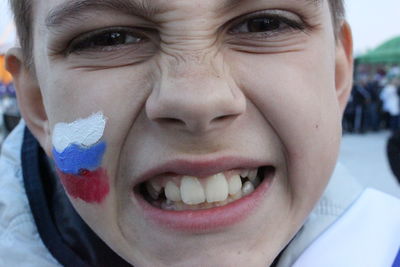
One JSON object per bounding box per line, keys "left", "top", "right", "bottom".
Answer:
{"left": 56, "top": 168, "right": 109, "bottom": 203}
{"left": 52, "top": 142, "right": 106, "bottom": 175}
{"left": 52, "top": 112, "right": 109, "bottom": 203}
{"left": 52, "top": 112, "right": 106, "bottom": 152}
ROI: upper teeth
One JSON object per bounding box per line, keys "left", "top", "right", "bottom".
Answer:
{"left": 248, "top": 169, "right": 258, "bottom": 181}
{"left": 165, "top": 181, "right": 181, "bottom": 202}
{"left": 146, "top": 169, "right": 260, "bottom": 205}
{"left": 181, "top": 176, "right": 206, "bottom": 205}
{"left": 205, "top": 173, "right": 229, "bottom": 203}
{"left": 228, "top": 174, "right": 242, "bottom": 195}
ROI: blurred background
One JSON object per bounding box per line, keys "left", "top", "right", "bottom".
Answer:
{"left": 1, "top": 1, "right": 400, "bottom": 196}
{"left": 340, "top": 0, "right": 400, "bottom": 197}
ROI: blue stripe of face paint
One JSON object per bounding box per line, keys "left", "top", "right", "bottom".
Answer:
{"left": 52, "top": 142, "right": 106, "bottom": 175}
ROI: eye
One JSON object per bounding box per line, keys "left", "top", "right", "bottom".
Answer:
{"left": 244, "top": 17, "right": 281, "bottom": 32}
{"left": 229, "top": 11, "right": 306, "bottom": 35}
{"left": 68, "top": 27, "right": 147, "bottom": 53}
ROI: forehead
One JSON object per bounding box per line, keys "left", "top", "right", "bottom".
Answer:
{"left": 35, "top": 0, "right": 325, "bottom": 25}
{"left": 38, "top": 0, "right": 323, "bottom": 10}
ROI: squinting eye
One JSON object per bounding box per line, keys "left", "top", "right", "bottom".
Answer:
{"left": 229, "top": 13, "right": 306, "bottom": 35}
{"left": 68, "top": 28, "right": 145, "bottom": 53}
{"left": 244, "top": 17, "right": 281, "bottom": 32}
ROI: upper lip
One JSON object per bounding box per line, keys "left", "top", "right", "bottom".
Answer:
{"left": 133, "top": 155, "right": 271, "bottom": 187}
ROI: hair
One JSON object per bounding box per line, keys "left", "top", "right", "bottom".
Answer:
{"left": 9, "top": 0, "right": 345, "bottom": 67}
{"left": 329, "top": 0, "right": 345, "bottom": 33}
{"left": 9, "top": 0, "right": 33, "bottom": 66}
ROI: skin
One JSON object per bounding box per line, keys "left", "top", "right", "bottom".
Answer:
{"left": 6, "top": 0, "right": 353, "bottom": 266}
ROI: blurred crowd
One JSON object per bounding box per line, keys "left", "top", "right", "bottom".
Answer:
{"left": 343, "top": 64, "right": 400, "bottom": 134}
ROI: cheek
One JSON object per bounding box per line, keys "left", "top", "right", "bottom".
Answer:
{"left": 57, "top": 168, "right": 110, "bottom": 203}
{"left": 53, "top": 145, "right": 110, "bottom": 203}
{"left": 231, "top": 48, "right": 338, "bottom": 138}
{"left": 230, "top": 51, "right": 339, "bottom": 200}
{"left": 51, "top": 112, "right": 110, "bottom": 203}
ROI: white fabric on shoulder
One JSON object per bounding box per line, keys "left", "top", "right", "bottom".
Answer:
{"left": 276, "top": 163, "right": 364, "bottom": 267}
{"left": 0, "top": 121, "right": 60, "bottom": 266}
{"left": 292, "top": 188, "right": 400, "bottom": 267}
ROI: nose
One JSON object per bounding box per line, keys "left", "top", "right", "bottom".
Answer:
{"left": 145, "top": 58, "right": 246, "bottom": 133}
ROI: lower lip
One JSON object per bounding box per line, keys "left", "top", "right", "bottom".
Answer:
{"left": 134, "top": 172, "right": 274, "bottom": 232}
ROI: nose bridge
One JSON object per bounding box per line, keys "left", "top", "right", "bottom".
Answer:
{"left": 167, "top": 49, "right": 218, "bottom": 81}
{"left": 146, "top": 51, "right": 246, "bottom": 132}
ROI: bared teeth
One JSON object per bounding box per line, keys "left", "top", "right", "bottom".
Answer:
{"left": 146, "top": 181, "right": 161, "bottom": 200}
{"left": 150, "top": 180, "right": 162, "bottom": 193}
{"left": 240, "top": 169, "right": 249, "bottom": 178}
{"left": 228, "top": 174, "right": 242, "bottom": 196}
{"left": 161, "top": 199, "right": 175, "bottom": 211}
{"left": 248, "top": 169, "right": 258, "bottom": 181}
{"left": 205, "top": 173, "right": 229, "bottom": 203}
{"left": 231, "top": 191, "right": 242, "bottom": 200}
{"left": 165, "top": 181, "right": 181, "bottom": 202}
{"left": 144, "top": 168, "right": 262, "bottom": 210}
{"left": 242, "top": 181, "right": 255, "bottom": 196}
{"left": 180, "top": 176, "right": 206, "bottom": 205}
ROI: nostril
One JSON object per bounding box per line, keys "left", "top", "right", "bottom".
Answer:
{"left": 155, "top": 117, "right": 187, "bottom": 127}
{"left": 214, "top": 115, "right": 233, "bottom": 121}
{"left": 211, "top": 114, "right": 238, "bottom": 125}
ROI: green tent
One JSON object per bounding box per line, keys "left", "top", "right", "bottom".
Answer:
{"left": 357, "top": 36, "right": 400, "bottom": 64}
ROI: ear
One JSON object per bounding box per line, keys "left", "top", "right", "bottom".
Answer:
{"left": 6, "top": 48, "right": 52, "bottom": 156}
{"left": 335, "top": 21, "right": 354, "bottom": 114}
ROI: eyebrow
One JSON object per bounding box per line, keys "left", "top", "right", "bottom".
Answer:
{"left": 46, "top": 0, "right": 322, "bottom": 29}
{"left": 45, "top": 0, "right": 163, "bottom": 28}
{"left": 219, "top": 0, "right": 321, "bottom": 11}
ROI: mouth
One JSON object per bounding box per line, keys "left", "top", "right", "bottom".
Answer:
{"left": 133, "top": 164, "right": 275, "bottom": 231}
{"left": 138, "top": 166, "right": 273, "bottom": 210}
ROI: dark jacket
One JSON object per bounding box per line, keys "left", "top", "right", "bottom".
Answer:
{"left": 387, "top": 131, "right": 400, "bottom": 183}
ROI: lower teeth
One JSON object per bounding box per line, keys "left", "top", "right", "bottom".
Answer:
{"left": 159, "top": 192, "right": 242, "bottom": 211}
{"left": 241, "top": 181, "right": 255, "bottom": 196}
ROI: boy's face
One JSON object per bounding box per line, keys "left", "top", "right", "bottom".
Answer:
{"left": 10, "top": 0, "right": 352, "bottom": 265}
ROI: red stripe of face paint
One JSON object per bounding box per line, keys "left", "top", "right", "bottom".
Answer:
{"left": 57, "top": 168, "right": 110, "bottom": 203}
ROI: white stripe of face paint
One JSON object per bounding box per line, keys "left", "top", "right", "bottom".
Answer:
{"left": 52, "top": 112, "right": 107, "bottom": 153}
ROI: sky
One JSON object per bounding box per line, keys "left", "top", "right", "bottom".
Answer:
{"left": 1, "top": 1, "right": 400, "bottom": 55}
{"left": 0, "top": 0, "right": 16, "bottom": 53}
{"left": 346, "top": 0, "right": 400, "bottom": 56}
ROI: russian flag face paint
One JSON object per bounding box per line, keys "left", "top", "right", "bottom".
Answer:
{"left": 52, "top": 112, "right": 109, "bottom": 203}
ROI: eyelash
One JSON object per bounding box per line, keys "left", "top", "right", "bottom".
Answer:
{"left": 66, "top": 27, "right": 149, "bottom": 54}
{"left": 228, "top": 10, "right": 309, "bottom": 37}
{"left": 65, "top": 10, "right": 309, "bottom": 54}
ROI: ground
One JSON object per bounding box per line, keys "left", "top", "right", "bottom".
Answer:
{"left": 339, "top": 131, "right": 400, "bottom": 197}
